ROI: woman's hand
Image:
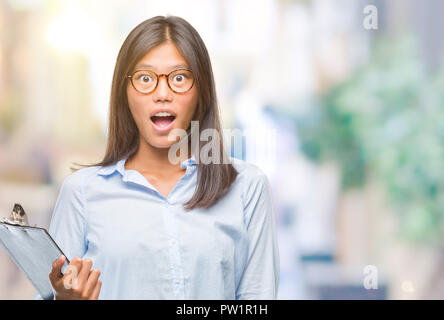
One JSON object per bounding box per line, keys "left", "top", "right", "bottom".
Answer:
{"left": 49, "top": 255, "right": 102, "bottom": 300}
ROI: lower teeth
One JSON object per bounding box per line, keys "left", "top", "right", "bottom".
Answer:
{"left": 152, "top": 116, "right": 174, "bottom": 128}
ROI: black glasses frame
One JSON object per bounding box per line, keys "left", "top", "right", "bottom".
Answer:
{"left": 127, "top": 69, "right": 195, "bottom": 95}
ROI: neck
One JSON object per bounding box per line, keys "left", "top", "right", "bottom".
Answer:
{"left": 126, "top": 136, "right": 192, "bottom": 174}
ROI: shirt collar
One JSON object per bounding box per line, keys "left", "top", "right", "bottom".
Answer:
{"left": 97, "top": 154, "right": 197, "bottom": 177}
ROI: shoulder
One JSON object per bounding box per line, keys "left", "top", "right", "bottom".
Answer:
{"left": 229, "top": 157, "right": 270, "bottom": 205}
{"left": 230, "top": 156, "right": 268, "bottom": 183}
{"left": 59, "top": 165, "right": 103, "bottom": 194}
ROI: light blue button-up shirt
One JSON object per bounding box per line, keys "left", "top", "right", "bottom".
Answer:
{"left": 34, "top": 155, "right": 279, "bottom": 299}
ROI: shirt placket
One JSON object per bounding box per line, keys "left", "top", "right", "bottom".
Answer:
{"left": 162, "top": 201, "right": 185, "bottom": 299}
{"left": 161, "top": 166, "right": 196, "bottom": 299}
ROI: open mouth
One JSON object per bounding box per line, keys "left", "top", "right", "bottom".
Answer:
{"left": 150, "top": 115, "right": 176, "bottom": 132}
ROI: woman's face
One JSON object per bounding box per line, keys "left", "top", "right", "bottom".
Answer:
{"left": 126, "top": 41, "right": 198, "bottom": 149}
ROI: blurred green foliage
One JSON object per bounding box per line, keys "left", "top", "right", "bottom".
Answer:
{"left": 296, "top": 37, "right": 444, "bottom": 246}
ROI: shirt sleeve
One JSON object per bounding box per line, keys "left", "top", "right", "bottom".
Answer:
{"left": 236, "top": 170, "right": 280, "bottom": 300}
{"left": 33, "top": 173, "right": 88, "bottom": 300}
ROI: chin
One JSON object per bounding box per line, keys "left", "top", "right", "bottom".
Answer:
{"left": 146, "top": 137, "right": 178, "bottom": 149}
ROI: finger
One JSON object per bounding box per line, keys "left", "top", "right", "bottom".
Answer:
{"left": 89, "top": 280, "right": 102, "bottom": 300}
{"left": 49, "top": 255, "right": 65, "bottom": 284}
{"left": 62, "top": 257, "right": 83, "bottom": 290}
{"left": 82, "top": 269, "right": 101, "bottom": 299}
{"left": 76, "top": 259, "right": 93, "bottom": 289}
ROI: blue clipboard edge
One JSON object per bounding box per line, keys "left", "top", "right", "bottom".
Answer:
{"left": 0, "top": 221, "right": 70, "bottom": 264}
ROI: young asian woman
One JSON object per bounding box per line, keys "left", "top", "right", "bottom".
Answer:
{"left": 34, "top": 15, "right": 280, "bottom": 300}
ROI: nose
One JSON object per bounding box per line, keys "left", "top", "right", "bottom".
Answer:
{"left": 152, "top": 74, "right": 172, "bottom": 101}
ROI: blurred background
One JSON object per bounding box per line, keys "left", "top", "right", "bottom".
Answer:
{"left": 1, "top": 0, "right": 444, "bottom": 299}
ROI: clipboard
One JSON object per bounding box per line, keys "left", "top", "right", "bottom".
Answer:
{"left": 0, "top": 204, "right": 70, "bottom": 300}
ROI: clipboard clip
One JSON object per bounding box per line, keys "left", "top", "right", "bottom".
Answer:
{"left": 1, "top": 203, "right": 29, "bottom": 226}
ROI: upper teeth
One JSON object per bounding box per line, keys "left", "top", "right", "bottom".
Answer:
{"left": 154, "top": 112, "right": 173, "bottom": 117}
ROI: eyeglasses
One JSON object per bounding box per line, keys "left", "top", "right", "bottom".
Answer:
{"left": 127, "top": 69, "right": 195, "bottom": 94}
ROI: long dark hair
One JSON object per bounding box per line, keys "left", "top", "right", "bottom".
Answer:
{"left": 73, "top": 15, "right": 238, "bottom": 210}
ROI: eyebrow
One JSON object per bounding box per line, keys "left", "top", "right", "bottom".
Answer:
{"left": 134, "top": 63, "right": 190, "bottom": 72}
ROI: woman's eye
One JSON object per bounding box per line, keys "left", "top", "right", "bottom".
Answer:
{"left": 174, "top": 74, "right": 185, "bottom": 82}
{"left": 138, "top": 74, "right": 152, "bottom": 82}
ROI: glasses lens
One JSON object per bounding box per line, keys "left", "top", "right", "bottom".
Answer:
{"left": 132, "top": 70, "right": 157, "bottom": 93}
{"left": 168, "top": 69, "right": 194, "bottom": 93}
